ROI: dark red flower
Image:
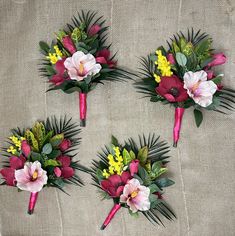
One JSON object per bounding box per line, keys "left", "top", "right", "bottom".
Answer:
{"left": 55, "top": 58, "right": 66, "bottom": 75}
{"left": 207, "top": 53, "right": 226, "bottom": 67}
{"left": 129, "top": 160, "right": 139, "bottom": 176}
{"left": 167, "top": 53, "right": 175, "bottom": 64}
{"left": 96, "top": 49, "right": 116, "bottom": 68}
{"left": 0, "top": 155, "right": 26, "bottom": 186}
{"left": 56, "top": 155, "right": 74, "bottom": 179}
{"left": 88, "top": 24, "right": 101, "bottom": 36}
{"left": 50, "top": 58, "right": 68, "bottom": 86}
{"left": 21, "top": 140, "right": 31, "bottom": 157}
{"left": 59, "top": 139, "right": 71, "bottom": 152}
{"left": 156, "top": 75, "right": 188, "bottom": 102}
{"left": 101, "top": 171, "right": 131, "bottom": 197}
{"left": 50, "top": 74, "right": 65, "bottom": 86}
{"left": 62, "top": 36, "right": 76, "bottom": 54}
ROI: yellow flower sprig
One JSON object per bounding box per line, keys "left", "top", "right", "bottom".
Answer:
{"left": 46, "top": 45, "right": 63, "bottom": 64}
{"left": 102, "top": 146, "right": 124, "bottom": 178}
{"left": 7, "top": 136, "right": 25, "bottom": 154}
{"left": 154, "top": 50, "right": 173, "bottom": 83}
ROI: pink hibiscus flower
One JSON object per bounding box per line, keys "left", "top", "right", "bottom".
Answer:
{"left": 120, "top": 178, "right": 150, "bottom": 213}
{"left": 64, "top": 51, "right": 101, "bottom": 81}
{"left": 15, "top": 161, "right": 48, "bottom": 193}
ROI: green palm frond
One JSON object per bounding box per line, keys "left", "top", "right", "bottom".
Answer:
{"left": 143, "top": 201, "right": 176, "bottom": 225}
{"left": 125, "top": 134, "right": 170, "bottom": 163}
{"left": 134, "top": 56, "right": 169, "bottom": 103}
{"left": 214, "top": 88, "right": 235, "bottom": 113}
{"left": 167, "top": 28, "right": 210, "bottom": 49}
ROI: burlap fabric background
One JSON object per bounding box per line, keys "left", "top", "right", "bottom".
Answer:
{"left": 0, "top": 0, "right": 234, "bottom": 235}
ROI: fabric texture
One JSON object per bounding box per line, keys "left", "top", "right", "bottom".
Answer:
{"left": 0, "top": 0, "right": 234, "bottom": 235}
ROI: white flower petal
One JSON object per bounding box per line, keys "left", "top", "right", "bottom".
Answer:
{"left": 71, "top": 51, "right": 85, "bottom": 68}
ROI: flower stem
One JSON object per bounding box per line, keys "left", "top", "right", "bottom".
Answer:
{"left": 28, "top": 192, "right": 39, "bottom": 215}
{"left": 79, "top": 92, "right": 87, "bottom": 127}
{"left": 173, "top": 107, "right": 185, "bottom": 147}
{"left": 100, "top": 203, "right": 121, "bottom": 230}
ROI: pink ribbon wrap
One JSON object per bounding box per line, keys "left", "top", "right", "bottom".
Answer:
{"left": 28, "top": 192, "right": 39, "bottom": 215}
{"left": 79, "top": 92, "right": 87, "bottom": 127}
{"left": 100, "top": 203, "right": 121, "bottom": 230}
{"left": 173, "top": 107, "right": 185, "bottom": 147}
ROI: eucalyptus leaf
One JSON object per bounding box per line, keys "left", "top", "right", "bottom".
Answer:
{"left": 176, "top": 52, "right": 187, "bottom": 66}
{"left": 48, "top": 149, "right": 61, "bottom": 159}
{"left": 155, "top": 178, "right": 175, "bottom": 189}
{"left": 31, "top": 152, "right": 42, "bottom": 162}
{"left": 149, "top": 184, "right": 160, "bottom": 194}
{"left": 42, "top": 143, "right": 53, "bottom": 154}
{"left": 53, "top": 178, "right": 65, "bottom": 188}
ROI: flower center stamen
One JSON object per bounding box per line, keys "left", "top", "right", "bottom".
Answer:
{"left": 169, "top": 87, "right": 179, "bottom": 97}
{"left": 32, "top": 171, "right": 38, "bottom": 180}
{"left": 130, "top": 189, "right": 139, "bottom": 199}
{"left": 191, "top": 81, "right": 201, "bottom": 93}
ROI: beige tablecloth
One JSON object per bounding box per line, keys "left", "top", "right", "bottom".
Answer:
{"left": 0, "top": 0, "right": 234, "bottom": 235}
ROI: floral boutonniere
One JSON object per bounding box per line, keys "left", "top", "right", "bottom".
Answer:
{"left": 39, "top": 11, "right": 131, "bottom": 127}
{"left": 0, "top": 116, "right": 89, "bottom": 214}
{"left": 91, "top": 134, "right": 175, "bottom": 230}
{"left": 135, "top": 29, "right": 235, "bottom": 146}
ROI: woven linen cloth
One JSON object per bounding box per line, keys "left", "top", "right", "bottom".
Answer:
{"left": 0, "top": 0, "right": 234, "bottom": 235}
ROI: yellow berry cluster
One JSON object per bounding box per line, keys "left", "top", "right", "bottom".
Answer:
{"left": 154, "top": 50, "right": 173, "bottom": 83}
{"left": 7, "top": 136, "right": 25, "bottom": 155}
{"left": 102, "top": 146, "right": 124, "bottom": 178}
{"left": 46, "top": 45, "right": 63, "bottom": 64}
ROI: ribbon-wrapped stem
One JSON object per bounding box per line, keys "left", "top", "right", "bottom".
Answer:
{"left": 79, "top": 92, "right": 87, "bottom": 127}
{"left": 173, "top": 107, "right": 185, "bottom": 147}
{"left": 100, "top": 203, "right": 121, "bottom": 230}
{"left": 28, "top": 192, "right": 39, "bottom": 215}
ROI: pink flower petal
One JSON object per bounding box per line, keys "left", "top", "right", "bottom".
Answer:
{"left": 61, "top": 167, "right": 74, "bottom": 179}
{"left": 88, "top": 24, "right": 101, "bottom": 36}
{"left": 164, "top": 94, "right": 176, "bottom": 102}
{"left": 50, "top": 75, "right": 65, "bottom": 86}
{"left": 116, "top": 186, "right": 124, "bottom": 197}
{"left": 55, "top": 59, "right": 66, "bottom": 75}
{"left": 0, "top": 168, "right": 16, "bottom": 186}
{"left": 108, "top": 174, "right": 122, "bottom": 186}
{"left": 62, "top": 36, "right": 76, "bottom": 54}
{"left": 59, "top": 139, "right": 71, "bottom": 152}
{"left": 95, "top": 56, "right": 107, "bottom": 64}
{"left": 121, "top": 171, "right": 131, "bottom": 183}
{"left": 10, "top": 156, "right": 24, "bottom": 169}
{"left": 54, "top": 167, "right": 62, "bottom": 177}
{"left": 56, "top": 156, "right": 71, "bottom": 167}
{"left": 21, "top": 140, "right": 31, "bottom": 157}
{"left": 96, "top": 49, "right": 110, "bottom": 59}
{"left": 129, "top": 160, "right": 139, "bottom": 176}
